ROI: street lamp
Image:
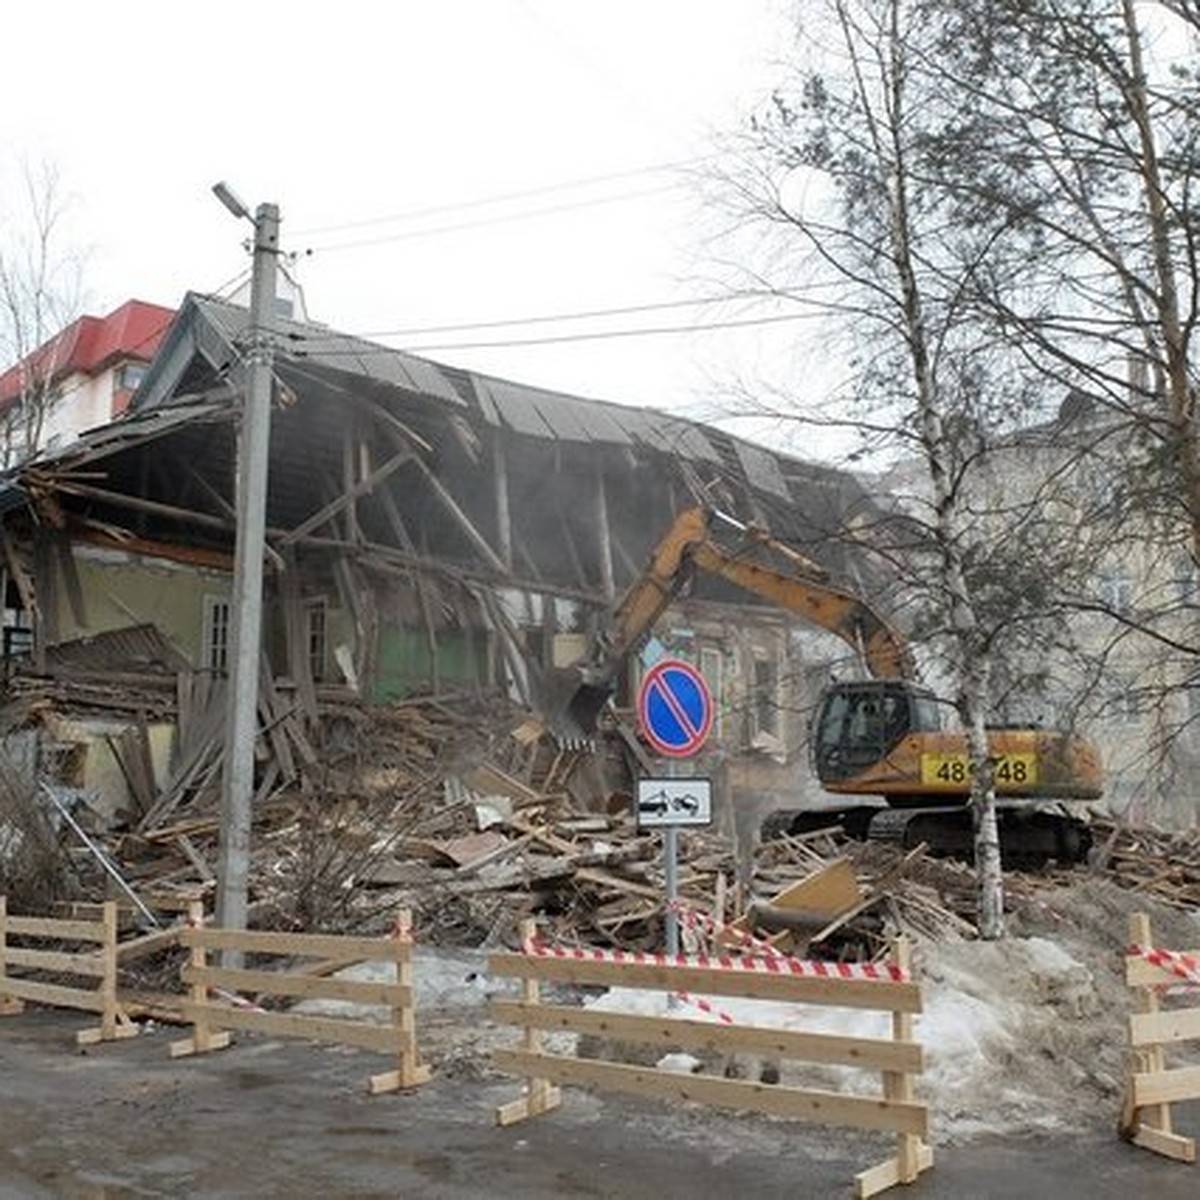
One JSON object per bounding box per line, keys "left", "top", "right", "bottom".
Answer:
{"left": 211, "top": 182, "right": 281, "bottom": 946}
{"left": 211, "top": 180, "right": 251, "bottom": 222}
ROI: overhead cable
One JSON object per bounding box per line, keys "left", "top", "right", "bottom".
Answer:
{"left": 290, "top": 156, "right": 714, "bottom": 239}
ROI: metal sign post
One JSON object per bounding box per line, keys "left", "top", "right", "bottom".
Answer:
{"left": 663, "top": 825, "right": 680, "bottom": 955}
{"left": 637, "top": 778, "right": 713, "bottom": 955}
{"left": 636, "top": 659, "right": 716, "bottom": 958}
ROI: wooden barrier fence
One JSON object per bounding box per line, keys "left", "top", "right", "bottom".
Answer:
{"left": 169, "top": 904, "right": 430, "bottom": 1095}
{"left": 1120, "top": 911, "right": 1200, "bottom": 1163}
{"left": 0, "top": 896, "right": 138, "bottom": 1045}
{"left": 488, "top": 922, "right": 932, "bottom": 1199}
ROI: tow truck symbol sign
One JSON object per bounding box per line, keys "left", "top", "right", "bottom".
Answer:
{"left": 636, "top": 778, "right": 713, "bottom": 828}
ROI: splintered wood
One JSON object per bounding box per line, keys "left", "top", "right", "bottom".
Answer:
{"left": 6, "top": 656, "right": 1200, "bottom": 958}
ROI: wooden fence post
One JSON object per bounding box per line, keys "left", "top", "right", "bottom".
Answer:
{"left": 495, "top": 919, "right": 561, "bottom": 1126}
{"left": 854, "top": 935, "right": 934, "bottom": 1198}
{"left": 1120, "top": 911, "right": 1197, "bottom": 1161}
{"left": 170, "top": 899, "right": 231, "bottom": 1058}
{"left": 75, "top": 900, "right": 138, "bottom": 1046}
{"left": 99, "top": 901, "right": 118, "bottom": 1041}
{"left": 0, "top": 895, "right": 22, "bottom": 1015}
{"left": 369, "top": 907, "right": 432, "bottom": 1094}
{"left": 1126, "top": 914, "right": 1172, "bottom": 1144}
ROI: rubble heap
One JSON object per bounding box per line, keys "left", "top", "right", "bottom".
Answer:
{"left": 2, "top": 680, "right": 1200, "bottom": 958}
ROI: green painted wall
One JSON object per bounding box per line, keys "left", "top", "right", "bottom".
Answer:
{"left": 373, "top": 623, "right": 488, "bottom": 701}
{"left": 58, "top": 547, "right": 492, "bottom": 699}
{"left": 58, "top": 548, "right": 231, "bottom": 665}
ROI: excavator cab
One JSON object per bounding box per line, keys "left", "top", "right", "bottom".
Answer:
{"left": 812, "top": 679, "right": 942, "bottom": 784}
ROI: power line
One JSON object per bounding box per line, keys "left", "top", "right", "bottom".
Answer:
{"left": 290, "top": 156, "right": 712, "bottom": 239}
{"left": 303, "top": 182, "right": 689, "bottom": 254}
{"left": 300, "top": 308, "right": 828, "bottom": 357}
{"left": 308, "top": 288, "right": 807, "bottom": 342}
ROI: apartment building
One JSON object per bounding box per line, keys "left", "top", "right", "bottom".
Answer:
{"left": 0, "top": 299, "right": 174, "bottom": 465}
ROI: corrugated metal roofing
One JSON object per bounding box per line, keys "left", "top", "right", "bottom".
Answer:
{"left": 195, "top": 296, "right": 465, "bottom": 408}
{"left": 44, "top": 623, "right": 190, "bottom": 674}
{"left": 24, "top": 398, "right": 231, "bottom": 472}
{"left": 628, "top": 411, "right": 721, "bottom": 462}
{"left": 734, "top": 440, "right": 790, "bottom": 497}
{"left": 478, "top": 377, "right": 637, "bottom": 444}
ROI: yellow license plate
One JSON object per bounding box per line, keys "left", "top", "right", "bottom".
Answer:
{"left": 920, "top": 753, "right": 1038, "bottom": 787}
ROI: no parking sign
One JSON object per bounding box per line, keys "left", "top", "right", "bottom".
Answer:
{"left": 636, "top": 658, "right": 714, "bottom": 758}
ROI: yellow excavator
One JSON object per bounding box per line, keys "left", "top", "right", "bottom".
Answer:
{"left": 554, "top": 506, "right": 1104, "bottom": 866}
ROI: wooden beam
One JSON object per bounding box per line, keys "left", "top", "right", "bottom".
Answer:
{"left": 55, "top": 534, "right": 87, "bottom": 630}
{"left": 409, "top": 457, "right": 508, "bottom": 572}
{"left": 1133, "top": 1064, "right": 1200, "bottom": 1108}
{"left": 488, "top": 951, "right": 923, "bottom": 1012}
{"left": 0, "top": 523, "right": 37, "bottom": 618}
{"left": 48, "top": 480, "right": 236, "bottom": 532}
{"left": 493, "top": 434, "right": 513, "bottom": 568}
{"left": 1130, "top": 1007, "right": 1200, "bottom": 1046}
{"left": 489, "top": 1000, "right": 923, "bottom": 1072}
{"left": 333, "top": 387, "right": 433, "bottom": 454}
{"left": 279, "top": 446, "right": 413, "bottom": 547}
{"left": 33, "top": 531, "right": 58, "bottom": 646}
{"left": 594, "top": 468, "right": 615, "bottom": 599}
{"left": 492, "top": 1050, "right": 928, "bottom": 1136}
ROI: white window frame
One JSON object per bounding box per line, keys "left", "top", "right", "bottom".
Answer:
{"left": 305, "top": 598, "right": 328, "bottom": 682}
{"left": 203, "top": 595, "right": 231, "bottom": 673}
{"left": 751, "top": 654, "right": 782, "bottom": 741}
{"left": 700, "top": 646, "right": 724, "bottom": 739}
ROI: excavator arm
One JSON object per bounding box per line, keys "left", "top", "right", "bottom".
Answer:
{"left": 561, "top": 506, "right": 913, "bottom": 734}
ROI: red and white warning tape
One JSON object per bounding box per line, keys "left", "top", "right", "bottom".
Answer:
{"left": 674, "top": 990, "right": 736, "bottom": 1024}
{"left": 521, "top": 935, "right": 906, "bottom": 982}
{"left": 1128, "top": 944, "right": 1200, "bottom": 988}
{"left": 669, "top": 899, "right": 908, "bottom": 982}
{"left": 669, "top": 900, "right": 802, "bottom": 963}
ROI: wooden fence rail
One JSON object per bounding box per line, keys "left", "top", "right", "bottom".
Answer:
{"left": 1120, "top": 911, "right": 1200, "bottom": 1163}
{"left": 488, "top": 922, "right": 932, "bottom": 1199}
{"left": 169, "top": 903, "right": 430, "bottom": 1095}
{"left": 0, "top": 896, "right": 138, "bottom": 1045}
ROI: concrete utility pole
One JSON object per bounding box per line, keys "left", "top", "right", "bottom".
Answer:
{"left": 211, "top": 183, "right": 280, "bottom": 944}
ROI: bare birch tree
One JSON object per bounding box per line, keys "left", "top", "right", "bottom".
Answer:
{"left": 902, "top": 0, "right": 1200, "bottom": 822}
{"left": 715, "top": 0, "right": 1117, "bottom": 936}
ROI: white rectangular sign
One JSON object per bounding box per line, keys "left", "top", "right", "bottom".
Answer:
{"left": 636, "top": 778, "right": 713, "bottom": 828}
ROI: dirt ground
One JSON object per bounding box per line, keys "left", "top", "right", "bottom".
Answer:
{"left": 3, "top": 1004, "right": 1200, "bottom": 1200}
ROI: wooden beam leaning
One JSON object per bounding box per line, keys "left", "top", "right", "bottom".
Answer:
{"left": 1119, "top": 912, "right": 1199, "bottom": 1163}
{"left": 278, "top": 446, "right": 413, "bottom": 547}
{"left": 168, "top": 905, "right": 430, "bottom": 1095}
{"left": 0, "top": 897, "right": 138, "bottom": 1044}
{"left": 488, "top": 927, "right": 931, "bottom": 1198}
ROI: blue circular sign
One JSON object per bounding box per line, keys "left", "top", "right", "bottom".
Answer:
{"left": 637, "top": 658, "right": 714, "bottom": 758}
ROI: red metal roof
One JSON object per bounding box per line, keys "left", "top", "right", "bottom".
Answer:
{"left": 0, "top": 299, "right": 175, "bottom": 409}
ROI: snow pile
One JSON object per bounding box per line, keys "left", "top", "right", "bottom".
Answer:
{"left": 573, "top": 931, "right": 1119, "bottom": 1140}
{"left": 291, "top": 878, "right": 1200, "bottom": 1141}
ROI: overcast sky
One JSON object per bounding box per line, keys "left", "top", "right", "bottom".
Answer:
{"left": 0, "top": 2, "right": 840, "bottom": 449}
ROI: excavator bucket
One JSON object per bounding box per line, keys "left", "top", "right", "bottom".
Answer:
{"left": 533, "top": 666, "right": 614, "bottom": 747}
{"left": 562, "top": 681, "right": 614, "bottom": 737}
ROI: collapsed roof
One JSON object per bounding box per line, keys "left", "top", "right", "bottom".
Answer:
{"left": 1, "top": 292, "right": 888, "bottom": 609}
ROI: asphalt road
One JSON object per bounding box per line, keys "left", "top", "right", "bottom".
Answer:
{"left": 1, "top": 1008, "right": 1198, "bottom": 1199}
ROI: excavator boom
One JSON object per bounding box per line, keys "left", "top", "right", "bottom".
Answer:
{"left": 562, "top": 506, "right": 913, "bottom": 735}
{"left": 549, "top": 504, "right": 1103, "bottom": 863}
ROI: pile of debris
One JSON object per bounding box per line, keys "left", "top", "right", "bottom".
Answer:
{"left": 5, "top": 682, "right": 1200, "bottom": 962}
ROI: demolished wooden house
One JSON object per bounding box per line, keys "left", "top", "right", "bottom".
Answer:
{"left": 0, "top": 292, "right": 893, "bottom": 873}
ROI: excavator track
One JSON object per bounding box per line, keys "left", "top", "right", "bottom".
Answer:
{"left": 762, "top": 803, "right": 1093, "bottom": 868}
